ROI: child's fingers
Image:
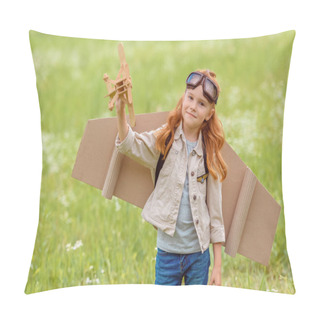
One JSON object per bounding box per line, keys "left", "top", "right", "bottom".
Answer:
{"left": 214, "top": 271, "right": 221, "bottom": 286}
{"left": 209, "top": 270, "right": 215, "bottom": 285}
{"left": 115, "top": 96, "right": 126, "bottom": 113}
{"left": 209, "top": 268, "right": 222, "bottom": 286}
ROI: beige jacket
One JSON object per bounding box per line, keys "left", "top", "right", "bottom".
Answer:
{"left": 115, "top": 121, "right": 225, "bottom": 253}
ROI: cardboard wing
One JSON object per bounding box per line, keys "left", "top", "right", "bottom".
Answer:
{"left": 72, "top": 111, "right": 281, "bottom": 266}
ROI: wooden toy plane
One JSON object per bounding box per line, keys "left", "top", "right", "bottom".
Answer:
{"left": 72, "top": 44, "right": 281, "bottom": 266}
{"left": 103, "top": 43, "right": 135, "bottom": 127}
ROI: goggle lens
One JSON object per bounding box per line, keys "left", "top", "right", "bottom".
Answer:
{"left": 186, "top": 73, "right": 202, "bottom": 86}
{"left": 204, "top": 79, "right": 216, "bottom": 101}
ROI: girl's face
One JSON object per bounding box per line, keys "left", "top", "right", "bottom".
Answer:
{"left": 181, "top": 85, "right": 215, "bottom": 132}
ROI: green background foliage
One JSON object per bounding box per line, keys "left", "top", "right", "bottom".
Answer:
{"left": 25, "top": 30, "right": 295, "bottom": 294}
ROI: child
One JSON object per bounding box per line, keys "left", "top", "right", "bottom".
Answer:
{"left": 115, "top": 69, "right": 227, "bottom": 285}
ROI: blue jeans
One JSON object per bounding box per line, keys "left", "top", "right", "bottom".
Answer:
{"left": 155, "top": 248, "right": 210, "bottom": 285}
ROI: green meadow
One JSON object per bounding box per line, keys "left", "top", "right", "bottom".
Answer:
{"left": 25, "top": 30, "right": 295, "bottom": 294}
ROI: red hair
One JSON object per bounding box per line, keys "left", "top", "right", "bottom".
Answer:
{"left": 155, "top": 69, "right": 227, "bottom": 182}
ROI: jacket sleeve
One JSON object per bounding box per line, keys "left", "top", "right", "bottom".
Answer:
{"left": 207, "top": 173, "right": 225, "bottom": 243}
{"left": 115, "top": 125, "right": 160, "bottom": 170}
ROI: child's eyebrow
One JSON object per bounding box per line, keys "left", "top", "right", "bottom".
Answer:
{"left": 197, "top": 96, "right": 208, "bottom": 104}
{"left": 187, "top": 91, "right": 208, "bottom": 104}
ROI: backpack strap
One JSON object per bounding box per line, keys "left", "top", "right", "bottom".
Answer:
{"left": 201, "top": 134, "right": 209, "bottom": 175}
{"left": 155, "top": 133, "right": 171, "bottom": 187}
{"left": 154, "top": 132, "right": 208, "bottom": 187}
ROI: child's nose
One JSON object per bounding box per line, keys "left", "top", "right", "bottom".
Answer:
{"left": 189, "top": 100, "right": 196, "bottom": 110}
{"left": 190, "top": 102, "right": 197, "bottom": 111}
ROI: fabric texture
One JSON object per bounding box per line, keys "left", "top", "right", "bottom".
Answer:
{"left": 25, "top": 30, "right": 296, "bottom": 294}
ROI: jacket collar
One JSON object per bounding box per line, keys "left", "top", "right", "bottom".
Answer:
{"left": 174, "top": 121, "right": 204, "bottom": 157}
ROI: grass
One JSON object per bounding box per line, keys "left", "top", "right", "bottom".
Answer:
{"left": 25, "top": 30, "right": 295, "bottom": 294}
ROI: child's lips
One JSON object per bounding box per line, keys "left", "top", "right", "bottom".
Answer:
{"left": 187, "top": 112, "right": 197, "bottom": 118}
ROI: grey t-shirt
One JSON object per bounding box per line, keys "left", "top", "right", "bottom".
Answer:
{"left": 156, "top": 139, "right": 201, "bottom": 254}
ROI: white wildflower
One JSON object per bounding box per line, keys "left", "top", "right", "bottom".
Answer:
{"left": 86, "top": 277, "right": 92, "bottom": 284}
{"left": 72, "top": 240, "right": 83, "bottom": 250}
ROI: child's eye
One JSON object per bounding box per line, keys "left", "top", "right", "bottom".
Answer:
{"left": 188, "top": 95, "right": 193, "bottom": 100}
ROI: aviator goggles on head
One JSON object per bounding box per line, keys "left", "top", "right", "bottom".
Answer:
{"left": 186, "top": 71, "right": 218, "bottom": 104}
